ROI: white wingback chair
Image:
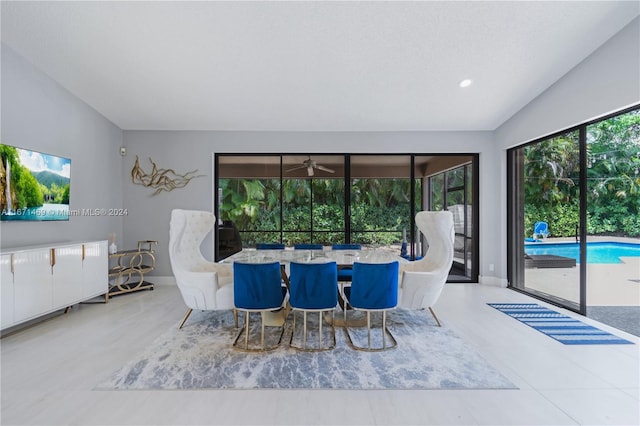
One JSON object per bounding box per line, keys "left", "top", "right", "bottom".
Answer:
{"left": 398, "top": 211, "right": 454, "bottom": 326}
{"left": 169, "top": 209, "right": 235, "bottom": 329}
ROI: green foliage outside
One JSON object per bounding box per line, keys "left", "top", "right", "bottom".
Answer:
{"left": 219, "top": 176, "right": 415, "bottom": 247}
{"left": 525, "top": 200, "right": 580, "bottom": 237}
{"left": 523, "top": 109, "right": 640, "bottom": 237}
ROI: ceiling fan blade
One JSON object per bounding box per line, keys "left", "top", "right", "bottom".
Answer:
{"left": 285, "top": 164, "right": 307, "bottom": 172}
{"left": 307, "top": 165, "right": 314, "bottom": 176}
{"left": 315, "top": 165, "right": 335, "bottom": 173}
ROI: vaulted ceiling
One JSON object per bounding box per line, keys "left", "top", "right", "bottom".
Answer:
{"left": 2, "top": 1, "right": 638, "bottom": 131}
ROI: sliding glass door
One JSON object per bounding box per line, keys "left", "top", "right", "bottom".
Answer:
{"left": 422, "top": 160, "right": 476, "bottom": 281}
{"left": 584, "top": 112, "right": 640, "bottom": 333}
{"left": 508, "top": 131, "right": 582, "bottom": 311}
{"left": 216, "top": 153, "right": 479, "bottom": 282}
{"left": 508, "top": 106, "right": 640, "bottom": 317}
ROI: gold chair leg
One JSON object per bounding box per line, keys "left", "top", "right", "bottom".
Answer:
{"left": 233, "top": 309, "right": 238, "bottom": 328}
{"left": 261, "top": 312, "right": 265, "bottom": 349}
{"left": 292, "top": 310, "right": 297, "bottom": 337}
{"left": 382, "top": 311, "right": 387, "bottom": 348}
{"left": 344, "top": 310, "right": 397, "bottom": 352}
{"left": 178, "top": 308, "right": 193, "bottom": 329}
{"left": 303, "top": 311, "right": 307, "bottom": 349}
{"left": 429, "top": 306, "right": 442, "bottom": 327}
{"left": 342, "top": 284, "right": 348, "bottom": 321}
{"left": 234, "top": 309, "right": 285, "bottom": 352}
{"left": 367, "top": 311, "right": 371, "bottom": 349}
{"left": 318, "top": 312, "right": 323, "bottom": 348}
{"left": 245, "top": 311, "right": 250, "bottom": 349}
{"left": 289, "top": 308, "right": 336, "bottom": 352}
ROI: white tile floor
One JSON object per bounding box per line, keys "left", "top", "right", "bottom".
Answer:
{"left": 1, "top": 282, "right": 638, "bottom": 425}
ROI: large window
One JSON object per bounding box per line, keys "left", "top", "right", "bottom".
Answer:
{"left": 507, "top": 106, "right": 640, "bottom": 325}
{"left": 282, "top": 155, "right": 346, "bottom": 244}
{"left": 216, "top": 153, "right": 479, "bottom": 282}
{"left": 349, "top": 155, "right": 412, "bottom": 250}
{"left": 218, "top": 155, "right": 282, "bottom": 246}
{"left": 425, "top": 163, "right": 475, "bottom": 280}
{"left": 508, "top": 131, "right": 581, "bottom": 309}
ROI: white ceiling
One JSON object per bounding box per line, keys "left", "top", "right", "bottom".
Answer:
{"left": 2, "top": 1, "right": 638, "bottom": 131}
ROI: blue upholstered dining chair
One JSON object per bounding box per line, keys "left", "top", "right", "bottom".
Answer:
{"left": 288, "top": 261, "right": 338, "bottom": 351}
{"left": 343, "top": 261, "right": 399, "bottom": 351}
{"left": 294, "top": 243, "right": 323, "bottom": 250}
{"left": 255, "top": 242, "right": 288, "bottom": 286}
{"left": 256, "top": 243, "right": 285, "bottom": 250}
{"left": 232, "top": 261, "right": 288, "bottom": 351}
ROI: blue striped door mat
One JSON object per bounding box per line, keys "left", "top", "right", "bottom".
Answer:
{"left": 488, "top": 303, "right": 633, "bottom": 345}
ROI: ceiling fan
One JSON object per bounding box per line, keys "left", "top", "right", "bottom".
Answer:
{"left": 285, "top": 156, "right": 335, "bottom": 176}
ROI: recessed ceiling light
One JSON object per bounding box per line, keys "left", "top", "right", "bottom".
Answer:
{"left": 459, "top": 79, "right": 473, "bottom": 88}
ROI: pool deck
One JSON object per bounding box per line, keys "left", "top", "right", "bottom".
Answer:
{"left": 524, "top": 236, "right": 640, "bottom": 306}
{"left": 528, "top": 235, "right": 640, "bottom": 245}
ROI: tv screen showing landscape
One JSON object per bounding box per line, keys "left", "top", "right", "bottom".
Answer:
{"left": 1, "top": 144, "right": 71, "bottom": 221}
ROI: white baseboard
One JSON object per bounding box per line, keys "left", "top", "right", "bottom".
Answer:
{"left": 479, "top": 275, "right": 509, "bottom": 287}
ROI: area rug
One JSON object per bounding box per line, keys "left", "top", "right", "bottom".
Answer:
{"left": 96, "top": 309, "right": 516, "bottom": 390}
{"left": 488, "top": 303, "right": 634, "bottom": 345}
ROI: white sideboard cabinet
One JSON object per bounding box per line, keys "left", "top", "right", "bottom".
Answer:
{"left": 83, "top": 241, "right": 109, "bottom": 299}
{"left": 1, "top": 254, "right": 14, "bottom": 329}
{"left": 0, "top": 240, "right": 108, "bottom": 331}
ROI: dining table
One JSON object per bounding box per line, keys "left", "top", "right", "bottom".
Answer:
{"left": 220, "top": 247, "right": 407, "bottom": 280}
{"left": 220, "top": 246, "right": 408, "bottom": 264}
{"left": 220, "top": 247, "right": 408, "bottom": 327}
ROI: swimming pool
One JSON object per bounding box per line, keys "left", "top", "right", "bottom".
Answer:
{"left": 524, "top": 241, "right": 640, "bottom": 264}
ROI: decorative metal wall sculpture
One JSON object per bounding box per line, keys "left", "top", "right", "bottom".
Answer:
{"left": 131, "top": 156, "right": 203, "bottom": 195}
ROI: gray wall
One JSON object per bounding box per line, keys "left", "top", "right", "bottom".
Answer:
{"left": 122, "top": 131, "right": 496, "bottom": 277}
{"left": 0, "top": 45, "right": 125, "bottom": 249}
{"left": 495, "top": 17, "right": 640, "bottom": 149}
{"left": 492, "top": 17, "right": 640, "bottom": 282}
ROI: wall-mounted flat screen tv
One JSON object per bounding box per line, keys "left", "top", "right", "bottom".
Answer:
{"left": 1, "top": 144, "right": 71, "bottom": 221}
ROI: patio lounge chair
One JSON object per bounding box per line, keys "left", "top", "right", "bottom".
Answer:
{"left": 533, "top": 221, "right": 550, "bottom": 240}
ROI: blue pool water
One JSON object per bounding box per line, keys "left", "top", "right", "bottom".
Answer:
{"left": 525, "top": 242, "right": 640, "bottom": 264}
